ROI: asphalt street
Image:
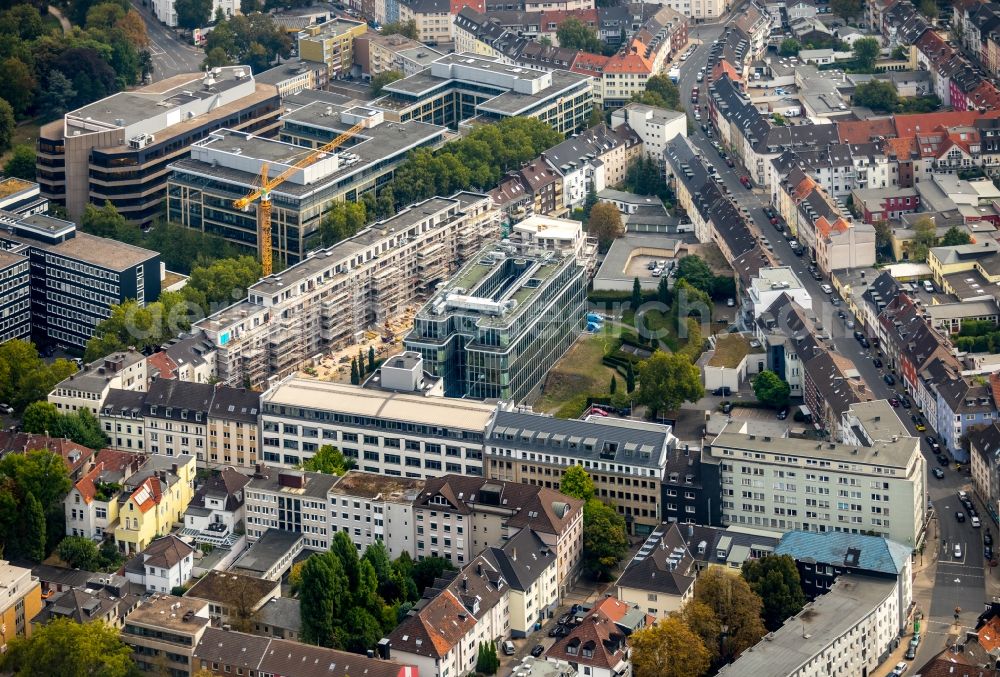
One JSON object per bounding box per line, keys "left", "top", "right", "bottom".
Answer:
{"left": 129, "top": 0, "right": 206, "bottom": 81}
{"left": 677, "top": 27, "right": 990, "bottom": 663}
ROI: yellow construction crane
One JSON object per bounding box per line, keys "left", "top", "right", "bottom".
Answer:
{"left": 233, "top": 120, "right": 366, "bottom": 276}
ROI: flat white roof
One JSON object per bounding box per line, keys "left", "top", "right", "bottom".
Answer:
{"left": 263, "top": 377, "right": 496, "bottom": 430}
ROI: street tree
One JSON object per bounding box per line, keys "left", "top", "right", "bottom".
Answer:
{"left": 175, "top": 0, "right": 213, "bottom": 29}
{"left": 752, "top": 370, "right": 791, "bottom": 408}
{"left": 559, "top": 465, "right": 595, "bottom": 501}
{"left": 637, "top": 350, "right": 704, "bottom": 418}
{"left": 631, "top": 616, "right": 710, "bottom": 677}
{"left": 741, "top": 555, "right": 807, "bottom": 631}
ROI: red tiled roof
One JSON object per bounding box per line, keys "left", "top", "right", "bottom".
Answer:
{"left": 146, "top": 351, "right": 177, "bottom": 380}
{"left": 571, "top": 51, "right": 610, "bottom": 76}
{"left": 604, "top": 49, "right": 653, "bottom": 74}
{"left": 542, "top": 8, "right": 597, "bottom": 29}
{"left": 893, "top": 111, "right": 995, "bottom": 138}
{"left": 837, "top": 118, "right": 895, "bottom": 144}
{"left": 0, "top": 432, "right": 96, "bottom": 476}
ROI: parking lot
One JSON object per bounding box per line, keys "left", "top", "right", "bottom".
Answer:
{"left": 624, "top": 255, "right": 676, "bottom": 281}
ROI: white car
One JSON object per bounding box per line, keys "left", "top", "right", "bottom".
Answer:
{"left": 973, "top": 516, "right": 982, "bottom": 528}
{"left": 954, "top": 543, "right": 963, "bottom": 559}
{"left": 694, "top": 110, "right": 701, "bottom": 120}
{"left": 821, "top": 284, "right": 833, "bottom": 294}
{"left": 892, "top": 662, "right": 908, "bottom": 676}
{"left": 696, "top": 72, "right": 704, "bottom": 82}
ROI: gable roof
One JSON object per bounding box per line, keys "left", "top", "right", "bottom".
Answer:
{"left": 546, "top": 599, "right": 633, "bottom": 669}
{"left": 615, "top": 522, "right": 696, "bottom": 596}
{"left": 141, "top": 534, "right": 194, "bottom": 569}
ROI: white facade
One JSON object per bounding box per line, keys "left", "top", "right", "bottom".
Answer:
{"left": 152, "top": 0, "right": 239, "bottom": 28}
{"left": 707, "top": 421, "right": 928, "bottom": 547}
{"left": 748, "top": 267, "right": 812, "bottom": 319}
{"left": 611, "top": 104, "right": 687, "bottom": 166}
{"left": 244, "top": 470, "right": 337, "bottom": 551}
{"left": 259, "top": 377, "right": 496, "bottom": 476}
{"left": 718, "top": 576, "right": 900, "bottom": 677}
{"left": 49, "top": 350, "right": 147, "bottom": 415}
{"left": 327, "top": 473, "right": 423, "bottom": 559}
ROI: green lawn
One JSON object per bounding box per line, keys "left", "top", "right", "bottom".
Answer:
{"left": 535, "top": 333, "right": 619, "bottom": 416}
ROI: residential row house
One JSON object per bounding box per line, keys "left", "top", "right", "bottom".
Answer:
{"left": 100, "top": 379, "right": 261, "bottom": 471}
{"left": 113, "top": 454, "right": 197, "bottom": 555}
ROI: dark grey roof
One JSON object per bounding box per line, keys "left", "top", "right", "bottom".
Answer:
{"left": 232, "top": 529, "right": 306, "bottom": 576}
{"left": 141, "top": 379, "right": 259, "bottom": 422}
{"left": 257, "top": 597, "right": 302, "bottom": 633}
{"left": 487, "top": 529, "right": 554, "bottom": 591}
{"left": 247, "top": 466, "right": 341, "bottom": 499}
{"left": 615, "top": 522, "right": 696, "bottom": 595}
{"left": 489, "top": 410, "right": 671, "bottom": 469}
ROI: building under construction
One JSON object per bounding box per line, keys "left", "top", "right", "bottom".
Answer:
{"left": 192, "top": 192, "right": 499, "bottom": 388}
{"left": 166, "top": 104, "right": 448, "bottom": 267}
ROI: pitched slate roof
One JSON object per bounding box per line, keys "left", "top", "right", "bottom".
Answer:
{"left": 141, "top": 534, "right": 194, "bottom": 569}
{"left": 774, "top": 530, "right": 910, "bottom": 575}
{"left": 546, "top": 599, "right": 633, "bottom": 669}
{"left": 615, "top": 522, "right": 696, "bottom": 596}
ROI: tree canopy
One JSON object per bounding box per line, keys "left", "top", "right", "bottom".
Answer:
{"left": 556, "top": 17, "right": 602, "bottom": 53}
{"left": 582, "top": 498, "right": 628, "bottom": 580}
{"left": 632, "top": 74, "right": 682, "bottom": 110}
{"left": 694, "top": 568, "right": 767, "bottom": 662}
{"left": 175, "top": 0, "right": 213, "bottom": 29}
{"left": 941, "top": 226, "right": 972, "bottom": 247}
{"left": 0, "top": 340, "right": 76, "bottom": 412}
{"left": 370, "top": 69, "right": 403, "bottom": 96}
{"left": 560, "top": 465, "right": 595, "bottom": 501}
{"left": 1, "top": 618, "right": 134, "bottom": 677}
{"left": 587, "top": 202, "right": 624, "bottom": 253}
{"left": 741, "top": 554, "right": 807, "bottom": 631}
{"left": 779, "top": 38, "right": 801, "bottom": 56}
{"left": 202, "top": 12, "right": 291, "bottom": 74}
{"left": 301, "top": 445, "right": 356, "bottom": 476}
{"left": 637, "top": 350, "right": 705, "bottom": 418}
{"left": 631, "top": 616, "right": 711, "bottom": 677}
{"left": 0, "top": 448, "right": 72, "bottom": 561}
{"left": 3, "top": 144, "right": 36, "bottom": 180}
{"left": 380, "top": 19, "right": 417, "bottom": 40}
{"left": 852, "top": 37, "right": 881, "bottom": 72}
{"left": 752, "top": 370, "right": 791, "bottom": 408}
{"left": 853, "top": 79, "right": 897, "bottom": 112}
{"left": 831, "top": 0, "right": 863, "bottom": 22}
{"left": 22, "top": 401, "right": 109, "bottom": 449}
{"left": 910, "top": 216, "right": 937, "bottom": 263}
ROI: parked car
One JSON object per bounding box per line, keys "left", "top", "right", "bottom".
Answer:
{"left": 531, "top": 645, "right": 545, "bottom": 658}
{"left": 889, "top": 398, "right": 900, "bottom": 407}
{"left": 892, "top": 661, "right": 909, "bottom": 676}
{"left": 884, "top": 374, "right": 896, "bottom": 385}
{"left": 713, "top": 386, "right": 732, "bottom": 396}
{"left": 956, "top": 511, "right": 966, "bottom": 522}
{"left": 955, "top": 543, "right": 963, "bottom": 558}
{"left": 740, "top": 176, "right": 753, "bottom": 189}
{"left": 725, "top": 157, "right": 735, "bottom": 167}
{"left": 973, "top": 516, "right": 982, "bottom": 528}
{"left": 932, "top": 467, "right": 945, "bottom": 479}
{"left": 777, "top": 406, "right": 789, "bottom": 420}
{"left": 938, "top": 454, "right": 950, "bottom": 466}
{"left": 722, "top": 401, "right": 733, "bottom": 413}
{"left": 985, "top": 531, "right": 993, "bottom": 547}
{"left": 873, "top": 357, "right": 883, "bottom": 368}
{"left": 986, "top": 545, "right": 994, "bottom": 560}
{"left": 726, "top": 298, "right": 735, "bottom": 307}
{"left": 821, "top": 284, "right": 833, "bottom": 294}
{"left": 502, "top": 641, "right": 516, "bottom": 656}
{"left": 915, "top": 421, "right": 926, "bottom": 431}
{"left": 0, "top": 403, "right": 13, "bottom": 415}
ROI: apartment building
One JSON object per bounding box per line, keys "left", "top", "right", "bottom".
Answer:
{"left": 297, "top": 18, "right": 368, "bottom": 79}
{"left": 65, "top": 449, "right": 145, "bottom": 540}
{"left": 378, "top": 54, "right": 594, "bottom": 135}
{"left": 0, "top": 561, "right": 42, "bottom": 647}
{"left": 611, "top": 103, "right": 687, "bottom": 167}
{"left": 259, "top": 375, "right": 496, "bottom": 472}
{"left": 244, "top": 465, "right": 341, "bottom": 551}
{"left": 328, "top": 472, "right": 424, "bottom": 558}
{"left": 37, "top": 67, "right": 281, "bottom": 227}
{"left": 0, "top": 249, "right": 29, "bottom": 344}
{"left": 703, "top": 420, "right": 927, "bottom": 548}
{"left": 0, "top": 213, "right": 161, "bottom": 351}
{"left": 540, "top": 124, "right": 643, "bottom": 210}
{"left": 397, "top": 0, "right": 465, "bottom": 44}
{"left": 718, "top": 575, "right": 900, "bottom": 677}
{"left": 124, "top": 534, "right": 194, "bottom": 594}
{"left": 190, "top": 192, "right": 498, "bottom": 388}
{"left": 49, "top": 349, "right": 148, "bottom": 415}
{"left": 122, "top": 595, "right": 212, "bottom": 675}
{"left": 615, "top": 522, "right": 696, "bottom": 617}
{"left": 545, "top": 596, "right": 652, "bottom": 677}
{"left": 386, "top": 551, "right": 511, "bottom": 677}
{"left": 151, "top": 0, "right": 237, "bottom": 26}
{"left": 486, "top": 411, "right": 673, "bottom": 536}
{"left": 100, "top": 379, "right": 261, "bottom": 470}
{"left": 193, "top": 627, "right": 420, "bottom": 677}
{"left": 114, "top": 454, "right": 197, "bottom": 555}
{"left": 404, "top": 216, "right": 592, "bottom": 401}
{"left": 354, "top": 32, "right": 444, "bottom": 78}
{"left": 413, "top": 475, "right": 584, "bottom": 588}
{"left": 168, "top": 107, "right": 447, "bottom": 267}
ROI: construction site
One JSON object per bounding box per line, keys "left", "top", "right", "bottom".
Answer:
{"left": 193, "top": 191, "right": 501, "bottom": 389}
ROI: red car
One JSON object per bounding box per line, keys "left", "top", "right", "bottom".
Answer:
{"left": 740, "top": 176, "right": 752, "bottom": 189}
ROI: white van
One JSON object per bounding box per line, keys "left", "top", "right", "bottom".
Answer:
{"left": 502, "top": 641, "right": 515, "bottom": 656}
{"left": 923, "top": 279, "right": 935, "bottom": 293}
